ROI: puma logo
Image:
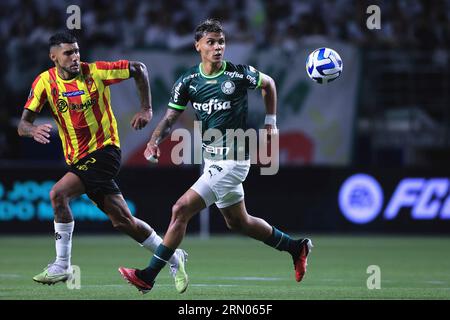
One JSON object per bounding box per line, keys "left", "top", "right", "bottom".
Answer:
{"left": 208, "top": 164, "right": 223, "bottom": 178}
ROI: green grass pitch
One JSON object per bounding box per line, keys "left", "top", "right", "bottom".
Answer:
{"left": 1, "top": 234, "right": 449, "bottom": 300}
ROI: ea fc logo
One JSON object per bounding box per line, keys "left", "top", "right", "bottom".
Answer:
{"left": 221, "top": 80, "right": 235, "bottom": 95}
{"left": 338, "top": 174, "right": 383, "bottom": 224}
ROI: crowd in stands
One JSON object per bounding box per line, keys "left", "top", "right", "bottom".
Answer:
{"left": 2, "top": 0, "right": 448, "bottom": 51}
{"left": 0, "top": 0, "right": 449, "bottom": 160}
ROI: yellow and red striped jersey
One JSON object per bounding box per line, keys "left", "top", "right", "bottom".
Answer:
{"left": 24, "top": 60, "right": 130, "bottom": 165}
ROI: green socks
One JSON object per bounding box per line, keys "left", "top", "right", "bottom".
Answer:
{"left": 139, "top": 244, "right": 175, "bottom": 283}
{"left": 263, "top": 226, "right": 298, "bottom": 257}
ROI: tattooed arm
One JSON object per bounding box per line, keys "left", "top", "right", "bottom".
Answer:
{"left": 17, "top": 109, "right": 52, "bottom": 144}
{"left": 129, "top": 61, "right": 152, "bottom": 130}
{"left": 144, "top": 108, "right": 183, "bottom": 160}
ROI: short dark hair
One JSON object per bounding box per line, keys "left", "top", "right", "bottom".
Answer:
{"left": 49, "top": 31, "right": 77, "bottom": 49}
{"left": 194, "top": 19, "right": 224, "bottom": 41}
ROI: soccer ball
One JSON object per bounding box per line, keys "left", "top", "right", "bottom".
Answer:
{"left": 306, "top": 47, "right": 343, "bottom": 84}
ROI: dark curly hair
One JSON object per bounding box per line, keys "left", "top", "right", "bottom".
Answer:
{"left": 194, "top": 19, "right": 224, "bottom": 41}
{"left": 49, "top": 31, "right": 77, "bottom": 49}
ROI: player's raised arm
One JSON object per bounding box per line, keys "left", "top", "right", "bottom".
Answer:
{"left": 129, "top": 61, "right": 153, "bottom": 130}
{"left": 259, "top": 72, "right": 278, "bottom": 134}
{"left": 144, "top": 108, "right": 182, "bottom": 161}
{"left": 17, "top": 109, "right": 52, "bottom": 144}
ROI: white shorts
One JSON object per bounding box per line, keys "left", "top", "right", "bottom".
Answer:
{"left": 191, "top": 159, "right": 251, "bottom": 209}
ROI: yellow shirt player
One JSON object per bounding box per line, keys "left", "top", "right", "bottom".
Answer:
{"left": 25, "top": 58, "right": 128, "bottom": 164}
{"left": 18, "top": 32, "right": 188, "bottom": 293}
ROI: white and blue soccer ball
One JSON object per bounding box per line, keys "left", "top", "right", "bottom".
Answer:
{"left": 306, "top": 47, "right": 343, "bottom": 84}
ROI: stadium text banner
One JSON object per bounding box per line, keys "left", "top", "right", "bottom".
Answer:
{"left": 2, "top": 166, "right": 450, "bottom": 234}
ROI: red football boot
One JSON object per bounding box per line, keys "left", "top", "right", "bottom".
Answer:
{"left": 118, "top": 267, "right": 154, "bottom": 294}
{"left": 293, "top": 238, "right": 313, "bottom": 282}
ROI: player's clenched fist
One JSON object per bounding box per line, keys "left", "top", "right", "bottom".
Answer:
{"left": 131, "top": 109, "right": 152, "bottom": 130}
{"left": 32, "top": 124, "right": 53, "bottom": 144}
{"left": 144, "top": 142, "right": 160, "bottom": 163}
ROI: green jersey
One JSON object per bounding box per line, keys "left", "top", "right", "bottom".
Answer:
{"left": 168, "top": 61, "right": 262, "bottom": 160}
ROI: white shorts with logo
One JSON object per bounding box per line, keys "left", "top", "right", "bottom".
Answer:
{"left": 191, "top": 159, "right": 251, "bottom": 209}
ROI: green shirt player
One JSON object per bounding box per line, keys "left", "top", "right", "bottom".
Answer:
{"left": 167, "top": 58, "right": 261, "bottom": 161}
{"left": 118, "top": 19, "right": 313, "bottom": 294}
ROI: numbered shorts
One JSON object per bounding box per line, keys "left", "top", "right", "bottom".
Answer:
{"left": 68, "top": 145, "right": 122, "bottom": 200}
{"left": 191, "top": 159, "right": 251, "bottom": 209}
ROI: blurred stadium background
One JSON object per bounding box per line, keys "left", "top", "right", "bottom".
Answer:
{"left": 1, "top": 0, "right": 450, "bottom": 300}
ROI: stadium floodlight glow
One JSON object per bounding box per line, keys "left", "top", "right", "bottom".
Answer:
{"left": 338, "top": 173, "right": 383, "bottom": 224}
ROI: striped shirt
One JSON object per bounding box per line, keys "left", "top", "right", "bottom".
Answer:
{"left": 24, "top": 60, "right": 130, "bottom": 165}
